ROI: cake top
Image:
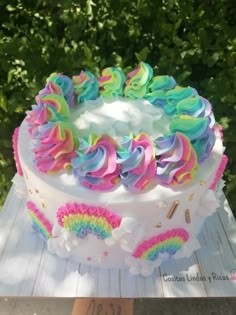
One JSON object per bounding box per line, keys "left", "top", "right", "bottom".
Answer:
{"left": 24, "top": 62, "right": 217, "bottom": 192}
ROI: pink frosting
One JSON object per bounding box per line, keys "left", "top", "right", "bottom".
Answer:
{"left": 209, "top": 154, "right": 228, "bottom": 190}
{"left": 34, "top": 122, "right": 77, "bottom": 173}
{"left": 12, "top": 127, "right": 23, "bottom": 176}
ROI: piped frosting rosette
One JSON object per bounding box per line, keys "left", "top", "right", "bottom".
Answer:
{"left": 46, "top": 73, "right": 75, "bottom": 107}
{"left": 99, "top": 67, "right": 126, "bottom": 99}
{"left": 26, "top": 94, "right": 70, "bottom": 136}
{"left": 170, "top": 115, "right": 215, "bottom": 163}
{"left": 72, "top": 71, "right": 99, "bottom": 103}
{"left": 155, "top": 132, "right": 198, "bottom": 185}
{"left": 33, "top": 121, "right": 78, "bottom": 173}
{"left": 145, "top": 75, "right": 176, "bottom": 106}
{"left": 71, "top": 134, "right": 120, "bottom": 190}
{"left": 125, "top": 62, "right": 153, "bottom": 99}
{"left": 117, "top": 133, "right": 156, "bottom": 190}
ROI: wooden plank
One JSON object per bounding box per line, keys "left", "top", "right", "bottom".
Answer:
{"left": 196, "top": 208, "right": 236, "bottom": 297}
{"left": 119, "top": 268, "right": 163, "bottom": 297}
{"left": 160, "top": 254, "right": 207, "bottom": 297}
{"left": 0, "top": 199, "right": 45, "bottom": 296}
{"left": 32, "top": 251, "right": 79, "bottom": 297}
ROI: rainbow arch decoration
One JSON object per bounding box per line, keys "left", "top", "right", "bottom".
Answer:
{"left": 132, "top": 228, "right": 189, "bottom": 261}
{"left": 27, "top": 201, "right": 53, "bottom": 240}
{"left": 57, "top": 202, "right": 122, "bottom": 240}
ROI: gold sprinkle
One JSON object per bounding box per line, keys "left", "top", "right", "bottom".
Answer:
{"left": 41, "top": 201, "right": 47, "bottom": 208}
{"left": 28, "top": 189, "right": 33, "bottom": 194}
{"left": 23, "top": 169, "right": 29, "bottom": 179}
{"left": 167, "top": 200, "right": 179, "bottom": 219}
{"left": 200, "top": 180, "right": 206, "bottom": 186}
{"left": 155, "top": 222, "right": 162, "bottom": 228}
{"left": 188, "top": 193, "right": 194, "bottom": 201}
{"left": 185, "top": 209, "right": 191, "bottom": 223}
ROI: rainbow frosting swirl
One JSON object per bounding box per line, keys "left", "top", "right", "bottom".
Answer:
{"left": 155, "top": 132, "right": 198, "bottom": 185}
{"left": 72, "top": 134, "right": 120, "bottom": 190}
{"left": 170, "top": 115, "right": 215, "bottom": 163}
{"left": 117, "top": 133, "right": 156, "bottom": 190}
{"left": 34, "top": 121, "right": 78, "bottom": 173}
{"left": 57, "top": 202, "right": 121, "bottom": 239}
{"left": 47, "top": 73, "right": 75, "bottom": 107}
{"left": 73, "top": 71, "right": 99, "bottom": 103}
{"left": 26, "top": 94, "right": 70, "bottom": 136}
{"left": 125, "top": 62, "right": 153, "bottom": 99}
{"left": 99, "top": 67, "right": 126, "bottom": 99}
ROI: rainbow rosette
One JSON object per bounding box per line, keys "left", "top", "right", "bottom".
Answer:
{"left": 124, "top": 62, "right": 153, "bottom": 99}
{"left": 164, "top": 86, "right": 198, "bottom": 115}
{"left": 36, "top": 81, "right": 63, "bottom": 104}
{"left": 47, "top": 73, "right": 75, "bottom": 107}
{"left": 72, "top": 71, "right": 99, "bottom": 103}
{"left": 72, "top": 134, "right": 120, "bottom": 190}
{"left": 99, "top": 67, "right": 126, "bottom": 99}
{"left": 117, "top": 133, "right": 156, "bottom": 190}
{"left": 176, "top": 96, "right": 215, "bottom": 128}
{"left": 170, "top": 115, "right": 216, "bottom": 163}
{"left": 155, "top": 132, "right": 198, "bottom": 185}
{"left": 57, "top": 202, "right": 121, "bottom": 240}
{"left": 145, "top": 75, "right": 176, "bottom": 107}
{"left": 34, "top": 121, "right": 78, "bottom": 173}
{"left": 26, "top": 94, "right": 70, "bottom": 136}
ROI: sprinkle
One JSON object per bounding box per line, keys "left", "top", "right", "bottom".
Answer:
{"left": 185, "top": 209, "right": 191, "bottom": 223}
{"left": 188, "top": 193, "right": 194, "bottom": 201}
{"left": 200, "top": 180, "right": 206, "bottom": 186}
{"left": 28, "top": 189, "right": 33, "bottom": 194}
{"left": 23, "top": 169, "right": 29, "bottom": 179}
{"left": 41, "top": 200, "right": 47, "bottom": 208}
{"left": 167, "top": 200, "right": 179, "bottom": 219}
{"left": 155, "top": 222, "right": 162, "bottom": 228}
{"left": 103, "top": 251, "right": 108, "bottom": 256}
{"left": 87, "top": 257, "right": 91, "bottom": 261}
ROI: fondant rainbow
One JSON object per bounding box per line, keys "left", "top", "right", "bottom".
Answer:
{"left": 27, "top": 201, "right": 52, "bottom": 240}
{"left": 57, "top": 202, "right": 122, "bottom": 240}
{"left": 132, "top": 228, "right": 189, "bottom": 261}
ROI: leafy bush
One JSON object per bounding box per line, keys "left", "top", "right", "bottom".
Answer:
{"left": 0, "top": 0, "right": 235, "bottom": 210}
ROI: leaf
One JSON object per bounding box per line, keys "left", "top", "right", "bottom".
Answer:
{"left": 135, "top": 47, "right": 150, "bottom": 62}
{"left": 0, "top": 91, "right": 7, "bottom": 112}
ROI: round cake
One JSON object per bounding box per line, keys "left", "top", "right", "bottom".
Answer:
{"left": 13, "top": 62, "right": 228, "bottom": 276}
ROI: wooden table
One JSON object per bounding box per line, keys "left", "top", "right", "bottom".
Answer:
{"left": 1, "top": 184, "right": 236, "bottom": 298}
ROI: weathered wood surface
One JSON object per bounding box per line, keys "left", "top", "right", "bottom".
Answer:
{"left": 0, "top": 185, "right": 236, "bottom": 298}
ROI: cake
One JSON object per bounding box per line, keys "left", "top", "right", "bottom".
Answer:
{"left": 12, "top": 62, "right": 228, "bottom": 276}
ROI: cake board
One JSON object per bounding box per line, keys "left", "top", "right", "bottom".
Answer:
{"left": 0, "top": 181, "right": 236, "bottom": 314}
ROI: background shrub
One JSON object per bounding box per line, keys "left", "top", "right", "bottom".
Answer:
{"left": 0, "top": 0, "right": 235, "bottom": 211}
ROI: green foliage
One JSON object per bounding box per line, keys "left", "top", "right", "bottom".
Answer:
{"left": 0, "top": 0, "right": 236, "bottom": 210}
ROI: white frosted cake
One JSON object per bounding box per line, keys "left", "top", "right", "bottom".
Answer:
{"left": 13, "top": 62, "right": 228, "bottom": 276}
